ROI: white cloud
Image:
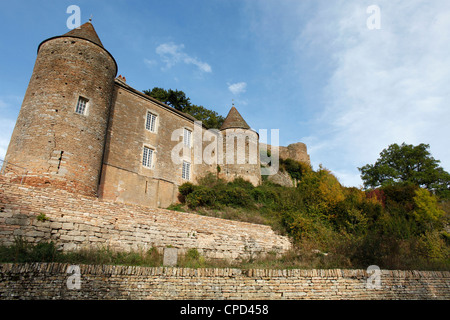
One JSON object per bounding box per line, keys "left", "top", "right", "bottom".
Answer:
{"left": 155, "top": 42, "right": 212, "bottom": 73}
{"left": 298, "top": 0, "right": 450, "bottom": 187}
{"left": 228, "top": 82, "right": 247, "bottom": 95}
{"left": 143, "top": 58, "right": 157, "bottom": 68}
{"left": 0, "top": 119, "right": 15, "bottom": 161}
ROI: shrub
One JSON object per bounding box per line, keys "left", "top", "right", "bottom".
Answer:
{"left": 0, "top": 237, "right": 60, "bottom": 263}
{"left": 36, "top": 213, "right": 50, "bottom": 222}
{"left": 280, "top": 158, "right": 311, "bottom": 181}
{"left": 197, "top": 172, "right": 224, "bottom": 188}
{"left": 178, "top": 182, "right": 197, "bottom": 203}
{"left": 217, "top": 187, "right": 253, "bottom": 208}
{"left": 186, "top": 186, "right": 216, "bottom": 208}
{"left": 227, "top": 177, "right": 254, "bottom": 190}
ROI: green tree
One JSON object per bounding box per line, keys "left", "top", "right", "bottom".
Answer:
{"left": 143, "top": 87, "right": 224, "bottom": 128}
{"left": 184, "top": 104, "right": 225, "bottom": 129}
{"left": 143, "top": 87, "right": 190, "bottom": 111}
{"left": 358, "top": 143, "right": 450, "bottom": 194}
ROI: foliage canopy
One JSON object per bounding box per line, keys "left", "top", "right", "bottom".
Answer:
{"left": 358, "top": 143, "right": 450, "bottom": 196}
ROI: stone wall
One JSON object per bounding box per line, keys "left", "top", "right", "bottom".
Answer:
{"left": 261, "top": 142, "right": 310, "bottom": 165}
{"left": 4, "top": 35, "right": 117, "bottom": 197}
{"left": 100, "top": 81, "right": 215, "bottom": 208}
{"left": 0, "top": 177, "right": 291, "bottom": 260}
{"left": 0, "top": 263, "right": 448, "bottom": 300}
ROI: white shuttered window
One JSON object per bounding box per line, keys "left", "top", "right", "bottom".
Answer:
{"left": 182, "top": 161, "right": 190, "bottom": 180}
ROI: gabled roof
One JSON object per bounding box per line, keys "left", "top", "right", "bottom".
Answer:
{"left": 220, "top": 106, "right": 250, "bottom": 130}
{"left": 63, "top": 21, "right": 104, "bottom": 48}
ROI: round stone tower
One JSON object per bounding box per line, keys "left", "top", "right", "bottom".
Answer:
{"left": 219, "top": 106, "right": 261, "bottom": 186}
{"left": 4, "top": 22, "right": 117, "bottom": 196}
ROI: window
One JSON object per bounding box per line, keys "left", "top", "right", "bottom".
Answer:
{"left": 182, "top": 161, "right": 191, "bottom": 180}
{"left": 75, "top": 96, "right": 88, "bottom": 115}
{"left": 142, "top": 146, "right": 154, "bottom": 168}
{"left": 146, "top": 111, "right": 157, "bottom": 132}
{"left": 183, "top": 128, "right": 192, "bottom": 147}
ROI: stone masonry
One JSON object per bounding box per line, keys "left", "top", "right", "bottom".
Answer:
{"left": 0, "top": 263, "right": 449, "bottom": 300}
{"left": 0, "top": 176, "right": 291, "bottom": 261}
{"left": 2, "top": 21, "right": 309, "bottom": 209}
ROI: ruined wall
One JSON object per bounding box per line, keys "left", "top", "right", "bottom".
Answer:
{"left": 261, "top": 142, "right": 310, "bottom": 165}
{"left": 0, "top": 177, "right": 291, "bottom": 260}
{"left": 0, "top": 263, "right": 448, "bottom": 300}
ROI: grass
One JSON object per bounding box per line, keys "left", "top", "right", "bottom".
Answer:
{"left": 1, "top": 237, "right": 448, "bottom": 271}
{"left": 0, "top": 237, "right": 353, "bottom": 270}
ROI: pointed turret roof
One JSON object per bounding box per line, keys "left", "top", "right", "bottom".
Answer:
{"left": 63, "top": 21, "right": 104, "bottom": 47}
{"left": 220, "top": 106, "right": 250, "bottom": 130}
{"left": 37, "top": 21, "right": 118, "bottom": 76}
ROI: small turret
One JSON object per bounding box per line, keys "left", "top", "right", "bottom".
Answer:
{"left": 219, "top": 106, "right": 261, "bottom": 186}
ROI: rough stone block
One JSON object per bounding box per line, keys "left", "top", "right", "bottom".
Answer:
{"left": 163, "top": 247, "right": 178, "bottom": 266}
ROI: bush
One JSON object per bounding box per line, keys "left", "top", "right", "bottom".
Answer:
{"left": 186, "top": 186, "right": 216, "bottom": 208}
{"left": 280, "top": 158, "right": 311, "bottom": 181}
{"left": 216, "top": 187, "right": 254, "bottom": 208}
{"left": 0, "top": 237, "right": 60, "bottom": 263}
{"left": 178, "top": 182, "right": 197, "bottom": 203}
{"left": 227, "top": 177, "right": 254, "bottom": 190}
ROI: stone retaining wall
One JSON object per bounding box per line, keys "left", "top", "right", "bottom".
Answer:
{"left": 0, "top": 177, "right": 291, "bottom": 260}
{"left": 0, "top": 263, "right": 449, "bottom": 300}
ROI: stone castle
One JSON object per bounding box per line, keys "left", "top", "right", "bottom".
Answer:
{"left": 2, "top": 21, "right": 309, "bottom": 208}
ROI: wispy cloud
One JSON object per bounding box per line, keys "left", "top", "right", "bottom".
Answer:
{"left": 143, "top": 58, "right": 157, "bottom": 68}
{"left": 0, "top": 118, "right": 16, "bottom": 160}
{"left": 155, "top": 42, "right": 212, "bottom": 73}
{"left": 299, "top": 0, "right": 450, "bottom": 186}
{"left": 248, "top": 0, "right": 450, "bottom": 186}
{"left": 228, "top": 82, "right": 247, "bottom": 95}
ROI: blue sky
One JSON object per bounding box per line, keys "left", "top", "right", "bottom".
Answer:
{"left": 1, "top": 0, "right": 449, "bottom": 187}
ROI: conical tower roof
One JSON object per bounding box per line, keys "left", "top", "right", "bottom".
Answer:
{"left": 220, "top": 106, "right": 250, "bottom": 130}
{"left": 37, "top": 21, "right": 118, "bottom": 76}
{"left": 63, "top": 21, "right": 104, "bottom": 47}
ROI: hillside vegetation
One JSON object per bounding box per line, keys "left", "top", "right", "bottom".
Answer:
{"left": 171, "top": 158, "right": 450, "bottom": 271}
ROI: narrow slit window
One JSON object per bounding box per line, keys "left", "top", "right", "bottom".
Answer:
{"left": 183, "top": 128, "right": 192, "bottom": 147}
{"left": 146, "top": 112, "right": 157, "bottom": 132}
{"left": 182, "top": 161, "right": 191, "bottom": 180}
{"left": 75, "top": 96, "right": 88, "bottom": 115}
{"left": 143, "top": 146, "right": 154, "bottom": 168}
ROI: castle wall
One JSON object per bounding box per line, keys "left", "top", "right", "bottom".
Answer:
{"left": 99, "top": 82, "right": 215, "bottom": 207}
{"left": 261, "top": 142, "right": 310, "bottom": 165}
{"left": 219, "top": 128, "right": 261, "bottom": 186}
{"left": 4, "top": 36, "right": 117, "bottom": 197}
{"left": 1, "top": 263, "right": 449, "bottom": 300}
{"left": 0, "top": 177, "right": 291, "bottom": 261}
